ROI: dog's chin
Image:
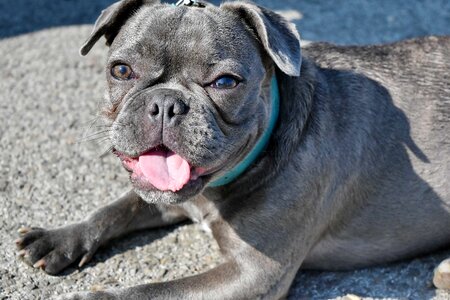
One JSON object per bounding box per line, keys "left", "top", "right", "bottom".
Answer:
{"left": 131, "top": 174, "right": 210, "bottom": 204}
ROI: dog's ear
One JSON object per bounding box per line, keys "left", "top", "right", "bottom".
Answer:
{"left": 221, "top": 2, "right": 301, "bottom": 76}
{"left": 80, "top": 0, "right": 159, "bottom": 56}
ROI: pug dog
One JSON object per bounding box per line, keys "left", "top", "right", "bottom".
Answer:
{"left": 15, "top": 0, "right": 450, "bottom": 299}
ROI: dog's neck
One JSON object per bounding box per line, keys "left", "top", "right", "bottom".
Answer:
{"left": 208, "top": 76, "right": 280, "bottom": 187}
{"left": 205, "top": 58, "right": 319, "bottom": 198}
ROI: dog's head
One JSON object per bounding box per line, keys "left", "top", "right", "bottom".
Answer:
{"left": 81, "top": 0, "right": 301, "bottom": 203}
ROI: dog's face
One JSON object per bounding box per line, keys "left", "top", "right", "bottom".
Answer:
{"left": 81, "top": 0, "right": 301, "bottom": 204}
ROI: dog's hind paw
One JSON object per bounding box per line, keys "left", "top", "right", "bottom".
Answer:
{"left": 434, "top": 258, "right": 450, "bottom": 290}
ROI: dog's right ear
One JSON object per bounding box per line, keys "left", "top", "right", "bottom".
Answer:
{"left": 221, "top": 2, "right": 301, "bottom": 76}
{"left": 80, "top": 0, "right": 159, "bottom": 56}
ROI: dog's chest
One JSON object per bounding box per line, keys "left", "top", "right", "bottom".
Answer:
{"left": 180, "top": 198, "right": 216, "bottom": 232}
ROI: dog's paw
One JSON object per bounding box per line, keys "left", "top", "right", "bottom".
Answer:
{"left": 15, "top": 223, "right": 99, "bottom": 275}
{"left": 434, "top": 258, "right": 450, "bottom": 290}
{"left": 54, "top": 291, "right": 117, "bottom": 300}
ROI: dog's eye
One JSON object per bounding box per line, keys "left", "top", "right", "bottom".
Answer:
{"left": 111, "top": 64, "right": 134, "bottom": 80}
{"left": 210, "top": 76, "right": 239, "bottom": 89}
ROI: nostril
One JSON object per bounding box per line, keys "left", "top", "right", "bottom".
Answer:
{"left": 168, "top": 100, "right": 188, "bottom": 118}
{"left": 149, "top": 103, "right": 159, "bottom": 116}
{"left": 174, "top": 102, "right": 186, "bottom": 115}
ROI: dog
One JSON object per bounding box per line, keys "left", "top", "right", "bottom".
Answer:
{"left": 15, "top": 0, "right": 450, "bottom": 299}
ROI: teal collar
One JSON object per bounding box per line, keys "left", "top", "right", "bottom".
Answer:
{"left": 208, "top": 75, "right": 280, "bottom": 187}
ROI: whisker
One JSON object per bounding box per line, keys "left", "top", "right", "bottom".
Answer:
{"left": 75, "top": 137, "right": 110, "bottom": 144}
{"left": 98, "top": 145, "right": 115, "bottom": 158}
{"left": 80, "top": 116, "right": 103, "bottom": 130}
{"left": 79, "top": 130, "right": 111, "bottom": 139}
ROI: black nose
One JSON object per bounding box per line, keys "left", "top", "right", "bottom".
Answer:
{"left": 147, "top": 93, "right": 189, "bottom": 125}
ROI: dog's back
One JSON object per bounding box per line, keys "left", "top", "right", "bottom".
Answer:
{"left": 303, "top": 36, "right": 450, "bottom": 149}
{"left": 301, "top": 36, "right": 450, "bottom": 269}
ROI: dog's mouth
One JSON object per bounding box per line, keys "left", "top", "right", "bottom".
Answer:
{"left": 113, "top": 145, "right": 207, "bottom": 193}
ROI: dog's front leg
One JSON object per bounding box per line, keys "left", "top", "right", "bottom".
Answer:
{"left": 16, "top": 190, "right": 187, "bottom": 274}
{"left": 57, "top": 256, "right": 292, "bottom": 300}
{"left": 56, "top": 215, "right": 313, "bottom": 300}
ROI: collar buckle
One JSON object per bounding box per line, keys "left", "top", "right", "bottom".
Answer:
{"left": 175, "top": 0, "right": 206, "bottom": 7}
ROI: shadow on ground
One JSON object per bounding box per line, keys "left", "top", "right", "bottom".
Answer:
{"left": 0, "top": 0, "right": 218, "bottom": 39}
{"left": 2, "top": 0, "right": 450, "bottom": 45}
{"left": 289, "top": 249, "right": 450, "bottom": 299}
{"left": 0, "top": 0, "right": 116, "bottom": 39}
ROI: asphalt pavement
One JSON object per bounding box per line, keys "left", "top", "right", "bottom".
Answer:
{"left": 1, "top": 1, "right": 450, "bottom": 299}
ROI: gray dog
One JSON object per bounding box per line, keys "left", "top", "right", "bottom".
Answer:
{"left": 15, "top": 0, "right": 450, "bottom": 299}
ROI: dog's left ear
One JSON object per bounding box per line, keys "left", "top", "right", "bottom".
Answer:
{"left": 221, "top": 2, "right": 301, "bottom": 76}
{"left": 80, "top": 0, "right": 159, "bottom": 56}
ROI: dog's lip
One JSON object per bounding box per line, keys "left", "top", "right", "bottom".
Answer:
{"left": 112, "top": 148, "right": 138, "bottom": 172}
{"left": 112, "top": 145, "right": 168, "bottom": 160}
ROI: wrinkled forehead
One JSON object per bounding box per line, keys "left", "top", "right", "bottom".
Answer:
{"left": 110, "top": 5, "right": 260, "bottom": 67}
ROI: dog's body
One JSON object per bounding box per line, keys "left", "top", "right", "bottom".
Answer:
{"left": 299, "top": 38, "right": 450, "bottom": 269}
{"left": 15, "top": 0, "right": 450, "bottom": 299}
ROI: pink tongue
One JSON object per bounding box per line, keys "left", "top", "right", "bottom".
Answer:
{"left": 138, "top": 150, "right": 191, "bottom": 192}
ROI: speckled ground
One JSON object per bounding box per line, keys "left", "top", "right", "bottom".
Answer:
{"left": 1, "top": 1, "right": 450, "bottom": 300}
{"left": 0, "top": 27, "right": 224, "bottom": 299}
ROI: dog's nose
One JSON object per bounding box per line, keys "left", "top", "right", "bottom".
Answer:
{"left": 147, "top": 94, "right": 189, "bottom": 125}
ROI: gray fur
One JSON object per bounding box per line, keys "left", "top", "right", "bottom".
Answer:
{"left": 15, "top": 1, "right": 450, "bottom": 299}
